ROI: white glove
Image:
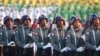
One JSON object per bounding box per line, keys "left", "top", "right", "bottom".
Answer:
{"left": 96, "top": 46, "right": 100, "bottom": 51}
{"left": 40, "top": 42, "right": 43, "bottom": 45}
{"left": 24, "top": 43, "right": 30, "bottom": 48}
{"left": 98, "top": 46, "right": 100, "bottom": 50}
{"left": 33, "top": 42, "right": 37, "bottom": 53}
{"left": 29, "top": 43, "right": 33, "bottom": 48}
{"left": 61, "top": 47, "right": 68, "bottom": 52}
{"left": 96, "top": 48, "right": 99, "bottom": 51}
{"left": 48, "top": 33, "right": 51, "bottom": 37}
{"left": 10, "top": 41, "right": 15, "bottom": 46}
{"left": 8, "top": 42, "right": 12, "bottom": 46}
{"left": 8, "top": 41, "right": 15, "bottom": 46}
{"left": 29, "top": 42, "right": 36, "bottom": 48}
{"left": 28, "top": 33, "right": 32, "bottom": 37}
{"left": 77, "top": 47, "right": 84, "bottom": 52}
{"left": 43, "top": 43, "right": 52, "bottom": 49}
{"left": 67, "top": 47, "right": 71, "bottom": 50}
{"left": 81, "top": 34, "right": 85, "bottom": 41}
{"left": 52, "top": 24, "right": 56, "bottom": 29}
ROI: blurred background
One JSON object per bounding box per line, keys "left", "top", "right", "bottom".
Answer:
{"left": 0, "top": 0, "right": 100, "bottom": 22}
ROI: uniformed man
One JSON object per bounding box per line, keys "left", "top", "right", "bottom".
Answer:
{"left": 0, "top": 18, "right": 3, "bottom": 56}
{"left": 83, "top": 14, "right": 97, "bottom": 35}
{"left": 14, "top": 18, "right": 21, "bottom": 26}
{"left": 80, "top": 19, "right": 91, "bottom": 40}
{"left": 82, "top": 18, "right": 92, "bottom": 56}
{"left": 2, "top": 16, "right": 16, "bottom": 56}
{"left": 67, "top": 16, "right": 85, "bottom": 56}
{"left": 85, "top": 15, "right": 100, "bottom": 56}
{"left": 51, "top": 16, "right": 67, "bottom": 56}
{"left": 13, "top": 18, "right": 21, "bottom": 56}
{"left": 15, "top": 15, "right": 34, "bottom": 56}
{"left": 34, "top": 15, "right": 53, "bottom": 56}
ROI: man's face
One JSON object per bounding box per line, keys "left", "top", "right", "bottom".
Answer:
{"left": 93, "top": 18, "right": 100, "bottom": 27}
{"left": 23, "top": 19, "right": 31, "bottom": 27}
{"left": 6, "top": 19, "right": 13, "bottom": 27}
{"left": 73, "top": 20, "right": 82, "bottom": 30}
{"left": 40, "top": 19, "right": 47, "bottom": 27}
{"left": 14, "top": 21, "right": 19, "bottom": 25}
{"left": 14, "top": 20, "right": 21, "bottom": 26}
{"left": 57, "top": 20, "right": 64, "bottom": 28}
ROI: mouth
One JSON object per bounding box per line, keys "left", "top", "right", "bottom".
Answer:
{"left": 75, "top": 26, "right": 78, "bottom": 29}
{"left": 95, "top": 23, "right": 99, "bottom": 26}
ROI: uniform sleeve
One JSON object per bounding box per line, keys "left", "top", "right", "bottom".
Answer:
{"left": 27, "top": 31, "right": 34, "bottom": 43}
{"left": 67, "top": 31, "right": 77, "bottom": 51}
{"left": 34, "top": 33, "right": 43, "bottom": 48}
{"left": 44, "top": 37, "right": 51, "bottom": 45}
{"left": 52, "top": 36, "right": 60, "bottom": 52}
{"left": 85, "top": 33, "right": 96, "bottom": 50}
{"left": 15, "top": 30, "right": 24, "bottom": 48}
{"left": 2, "top": 29, "right": 6, "bottom": 45}
{"left": 43, "top": 28, "right": 51, "bottom": 45}
{"left": 11, "top": 33, "right": 15, "bottom": 42}
{"left": 61, "top": 39, "right": 67, "bottom": 48}
{"left": 67, "top": 36, "right": 77, "bottom": 51}
{"left": 51, "top": 30, "right": 61, "bottom": 52}
{"left": 28, "top": 35, "right": 34, "bottom": 44}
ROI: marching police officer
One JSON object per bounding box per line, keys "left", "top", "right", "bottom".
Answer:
{"left": 15, "top": 15, "right": 34, "bottom": 56}
{"left": 67, "top": 16, "right": 85, "bottom": 56}
{"left": 34, "top": 15, "right": 53, "bottom": 56}
{"left": 51, "top": 16, "right": 67, "bottom": 56}
{"left": 2, "top": 16, "right": 16, "bottom": 56}
{"left": 84, "top": 14, "right": 98, "bottom": 56}
{"left": 85, "top": 15, "right": 100, "bottom": 56}
{"left": 13, "top": 18, "right": 21, "bottom": 56}
{"left": 14, "top": 18, "right": 21, "bottom": 26}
